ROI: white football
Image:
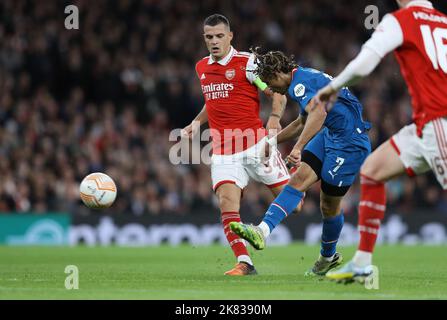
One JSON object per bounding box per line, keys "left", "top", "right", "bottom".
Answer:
{"left": 79, "top": 172, "right": 117, "bottom": 209}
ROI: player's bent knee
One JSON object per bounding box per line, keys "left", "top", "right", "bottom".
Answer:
{"left": 360, "top": 158, "right": 382, "bottom": 181}
{"left": 216, "top": 189, "right": 241, "bottom": 211}
{"left": 360, "top": 140, "right": 405, "bottom": 183}
{"left": 320, "top": 190, "right": 343, "bottom": 218}
{"left": 288, "top": 173, "right": 309, "bottom": 192}
{"left": 217, "top": 194, "right": 239, "bottom": 210}
{"left": 288, "top": 163, "right": 318, "bottom": 192}
{"left": 320, "top": 201, "right": 340, "bottom": 218}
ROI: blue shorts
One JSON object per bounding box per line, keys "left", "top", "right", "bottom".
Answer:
{"left": 303, "top": 128, "right": 371, "bottom": 196}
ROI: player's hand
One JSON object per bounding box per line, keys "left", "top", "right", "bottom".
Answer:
{"left": 263, "top": 87, "right": 274, "bottom": 98}
{"left": 286, "top": 148, "right": 301, "bottom": 167}
{"left": 181, "top": 121, "right": 200, "bottom": 139}
{"left": 314, "top": 84, "right": 338, "bottom": 111}
{"left": 266, "top": 116, "right": 282, "bottom": 137}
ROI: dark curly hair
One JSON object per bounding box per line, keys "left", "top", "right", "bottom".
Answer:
{"left": 250, "top": 47, "right": 298, "bottom": 83}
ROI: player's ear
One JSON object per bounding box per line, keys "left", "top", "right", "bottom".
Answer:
{"left": 228, "top": 31, "right": 233, "bottom": 41}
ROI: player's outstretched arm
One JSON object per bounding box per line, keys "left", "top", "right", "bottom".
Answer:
{"left": 286, "top": 99, "right": 326, "bottom": 166}
{"left": 253, "top": 77, "right": 273, "bottom": 97}
{"left": 275, "top": 114, "right": 306, "bottom": 145}
{"left": 181, "top": 104, "right": 208, "bottom": 138}
{"left": 262, "top": 114, "right": 306, "bottom": 161}
{"left": 266, "top": 93, "right": 287, "bottom": 136}
{"left": 252, "top": 75, "right": 285, "bottom": 135}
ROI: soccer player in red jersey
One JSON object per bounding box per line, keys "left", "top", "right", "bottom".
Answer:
{"left": 315, "top": 0, "right": 447, "bottom": 282}
{"left": 182, "top": 14, "right": 297, "bottom": 275}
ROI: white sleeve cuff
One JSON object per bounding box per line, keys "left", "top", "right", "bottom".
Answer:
{"left": 245, "top": 53, "right": 258, "bottom": 83}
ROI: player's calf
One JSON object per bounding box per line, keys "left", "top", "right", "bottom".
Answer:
{"left": 319, "top": 192, "right": 344, "bottom": 261}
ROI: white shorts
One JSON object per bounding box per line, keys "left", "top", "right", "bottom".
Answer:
{"left": 211, "top": 137, "right": 290, "bottom": 191}
{"left": 391, "top": 118, "right": 447, "bottom": 189}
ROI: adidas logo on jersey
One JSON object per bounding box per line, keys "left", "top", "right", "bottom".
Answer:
{"left": 201, "top": 73, "right": 206, "bottom": 79}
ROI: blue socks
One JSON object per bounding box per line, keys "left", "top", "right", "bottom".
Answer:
{"left": 263, "top": 185, "right": 303, "bottom": 232}
{"left": 320, "top": 212, "right": 344, "bottom": 257}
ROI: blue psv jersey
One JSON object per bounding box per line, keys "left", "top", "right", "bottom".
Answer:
{"left": 287, "top": 67, "right": 371, "bottom": 150}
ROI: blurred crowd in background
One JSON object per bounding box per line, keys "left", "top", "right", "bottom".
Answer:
{"left": 1, "top": 0, "right": 446, "bottom": 217}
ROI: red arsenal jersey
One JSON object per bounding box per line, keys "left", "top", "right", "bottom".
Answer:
{"left": 195, "top": 47, "right": 267, "bottom": 155}
{"left": 392, "top": 4, "right": 447, "bottom": 135}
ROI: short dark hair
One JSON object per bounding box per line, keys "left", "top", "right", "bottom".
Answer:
{"left": 204, "top": 14, "right": 230, "bottom": 29}
{"left": 251, "top": 47, "right": 298, "bottom": 83}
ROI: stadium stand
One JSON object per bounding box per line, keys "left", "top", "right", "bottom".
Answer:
{"left": 1, "top": 0, "right": 446, "bottom": 217}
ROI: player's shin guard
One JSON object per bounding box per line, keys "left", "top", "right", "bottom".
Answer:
{"left": 357, "top": 174, "right": 386, "bottom": 254}
{"left": 262, "top": 185, "right": 303, "bottom": 233}
{"left": 221, "top": 211, "right": 251, "bottom": 264}
{"left": 321, "top": 212, "right": 344, "bottom": 258}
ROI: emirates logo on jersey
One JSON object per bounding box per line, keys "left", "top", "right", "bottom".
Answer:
{"left": 225, "top": 69, "right": 236, "bottom": 80}
{"left": 201, "top": 82, "right": 234, "bottom": 100}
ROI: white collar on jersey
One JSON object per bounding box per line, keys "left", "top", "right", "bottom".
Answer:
{"left": 406, "top": 0, "right": 433, "bottom": 9}
{"left": 207, "top": 46, "right": 236, "bottom": 65}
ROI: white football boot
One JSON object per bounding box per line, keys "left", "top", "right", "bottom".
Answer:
{"left": 326, "top": 261, "right": 374, "bottom": 283}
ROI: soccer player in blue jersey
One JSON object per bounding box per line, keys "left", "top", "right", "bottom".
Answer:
{"left": 230, "top": 49, "right": 371, "bottom": 276}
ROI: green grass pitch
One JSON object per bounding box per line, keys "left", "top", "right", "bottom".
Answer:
{"left": 0, "top": 244, "right": 446, "bottom": 299}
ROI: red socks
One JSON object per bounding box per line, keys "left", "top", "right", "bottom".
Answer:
{"left": 221, "top": 211, "right": 249, "bottom": 258}
{"left": 358, "top": 174, "right": 386, "bottom": 253}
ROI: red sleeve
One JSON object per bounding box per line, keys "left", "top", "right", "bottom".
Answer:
{"left": 195, "top": 61, "right": 202, "bottom": 79}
